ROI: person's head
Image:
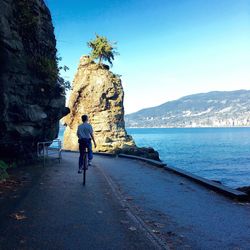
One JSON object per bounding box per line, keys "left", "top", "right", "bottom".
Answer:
{"left": 81, "top": 115, "right": 88, "bottom": 123}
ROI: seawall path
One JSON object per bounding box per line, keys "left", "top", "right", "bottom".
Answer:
{"left": 1, "top": 152, "right": 250, "bottom": 249}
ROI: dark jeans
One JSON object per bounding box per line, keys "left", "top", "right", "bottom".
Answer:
{"left": 79, "top": 138, "right": 93, "bottom": 169}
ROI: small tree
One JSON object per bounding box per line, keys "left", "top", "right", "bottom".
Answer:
{"left": 87, "top": 34, "right": 118, "bottom": 66}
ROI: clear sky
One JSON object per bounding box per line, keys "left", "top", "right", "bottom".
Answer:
{"left": 46, "top": 0, "right": 250, "bottom": 114}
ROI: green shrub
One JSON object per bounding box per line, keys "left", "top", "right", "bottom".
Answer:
{"left": 0, "top": 161, "right": 9, "bottom": 180}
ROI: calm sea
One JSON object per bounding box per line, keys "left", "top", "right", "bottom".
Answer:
{"left": 58, "top": 127, "right": 250, "bottom": 188}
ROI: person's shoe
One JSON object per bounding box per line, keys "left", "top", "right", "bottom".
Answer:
{"left": 88, "top": 160, "right": 92, "bottom": 167}
{"left": 78, "top": 169, "right": 82, "bottom": 174}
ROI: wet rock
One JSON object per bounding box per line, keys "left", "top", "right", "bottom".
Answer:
{"left": 117, "top": 146, "right": 160, "bottom": 161}
{"left": 237, "top": 186, "right": 250, "bottom": 197}
{"left": 212, "top": 180, "right": 222, "bottom": 184}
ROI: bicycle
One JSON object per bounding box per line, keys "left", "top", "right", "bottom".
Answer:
{"left": 82, "top": 147, "right": 88, "bottom": 186}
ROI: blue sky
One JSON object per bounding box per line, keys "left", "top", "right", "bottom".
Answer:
{"left": 46, "top": 0, "right": 250, "bottom": 114}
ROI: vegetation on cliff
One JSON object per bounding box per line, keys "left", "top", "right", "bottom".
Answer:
{"left": 87, "top": 34, "right": 118, "bottom": 66}
{"left": 15, "top": 0, "right": 70, "bottom": 96}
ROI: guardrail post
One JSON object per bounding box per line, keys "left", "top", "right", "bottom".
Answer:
{"left": 37, "top": 139, "right": 62, "bottom": 167}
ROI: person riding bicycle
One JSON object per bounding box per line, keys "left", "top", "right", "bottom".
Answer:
{"left": 77, "top": 115, "right": 96, "bottom": 173}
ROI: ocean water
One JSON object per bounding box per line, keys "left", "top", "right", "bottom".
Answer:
{"left": 58, "top": 127, "right": 250, "bottom": 188}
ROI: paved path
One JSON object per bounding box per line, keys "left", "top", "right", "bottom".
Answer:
{"left": 94, "top": 155, "right": 250, "bottom": 249}
{"left": 1, "top": 152, "right": 250, "bottom": 249}
{"left": 0, "top": 153, "right": 158, "bottom": 250}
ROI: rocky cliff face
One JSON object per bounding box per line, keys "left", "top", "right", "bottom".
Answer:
{"left": 0, "top": 0, "right": 69, "bottom": 159}
{"left": 63, "top": 56, "right": 135, "bottom": 152}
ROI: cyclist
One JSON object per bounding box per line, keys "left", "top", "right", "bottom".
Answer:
{"left": 77, "top": 115, "right": 96, "bottom": 173}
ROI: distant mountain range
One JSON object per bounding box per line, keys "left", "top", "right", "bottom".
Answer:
{"left": 125, "top": 90, "right": 250, "bottom": 128}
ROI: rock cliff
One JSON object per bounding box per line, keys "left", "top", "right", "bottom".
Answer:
{"left": 0, "top": 0, "right": 69, "bottom": 159}
{"left": 63, "top": 56, "right": 135, "bottom": 152}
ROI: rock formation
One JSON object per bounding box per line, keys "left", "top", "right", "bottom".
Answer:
{"left": 237, "top": 186, "right": 250, "bottom": 200}
{"left": 63, "top": 56, "right": 160, "bottom": 160}
{"left": 0, "top": 0, "right": 69, "bottom": 159}
{"left": 63, "top": 56, "right": 135, "bottom": 152}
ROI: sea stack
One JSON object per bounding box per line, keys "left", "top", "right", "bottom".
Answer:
{"left": 63, "top": 56, "right": 160, "bottom": 160}
{"left": 63, "top": 56, "right": 135, "bottom": 152}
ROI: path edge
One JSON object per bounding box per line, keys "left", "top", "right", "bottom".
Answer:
{"left": 96, "top": 163, "right": 169, "bottom": 250}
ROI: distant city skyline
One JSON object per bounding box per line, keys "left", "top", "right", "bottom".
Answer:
{"left": 46, "top": 0, "right": 250, "bottom": 114}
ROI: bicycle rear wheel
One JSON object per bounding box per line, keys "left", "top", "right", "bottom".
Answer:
{"left": 83, "top": 153, "right": 87, "bottom": 185}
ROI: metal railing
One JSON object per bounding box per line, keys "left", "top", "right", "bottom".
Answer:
{"left": 37, "top": 139, "right": 62, "bottom": 166}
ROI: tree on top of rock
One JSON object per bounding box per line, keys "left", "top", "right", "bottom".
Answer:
{"left": 87, "top": 34, "right": 118, "bottom": 66}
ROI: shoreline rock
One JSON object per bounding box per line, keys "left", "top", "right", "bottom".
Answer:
{"left": 237, "top": 186, "right": 250, "bottom": 199}
{"left": 117, "top": 146, "right": 160, "bottom": 161}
